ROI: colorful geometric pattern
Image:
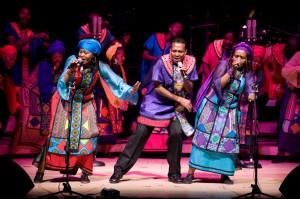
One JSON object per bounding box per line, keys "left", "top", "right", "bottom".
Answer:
{"left": 49, "top": 71, "right": 99, "bottom": 156}
{"left": 282, "top": 92, "right": 300, "bottom": 135}
{"left": 193, "top": 75, "right": 245, "bottom": 154}
{"left": 69, "top": 71, "right": 92, "bottom": 151}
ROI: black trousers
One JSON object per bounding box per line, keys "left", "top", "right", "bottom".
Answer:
{"left": 114, "top": 119, "right": 183, "bottom": 177}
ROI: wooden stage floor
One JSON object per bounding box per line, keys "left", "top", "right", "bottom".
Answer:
{"left": 8, "top": 156, "right": 298, "bottom": 199}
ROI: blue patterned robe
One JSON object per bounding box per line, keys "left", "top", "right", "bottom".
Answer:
{"left": 46, "top": 55, "right": 138, "bottom": 173}
{"left": 190, "top": 60, "right": 254, "bottom": 175}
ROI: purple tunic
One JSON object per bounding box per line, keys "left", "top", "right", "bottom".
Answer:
{"left": 139, "top": 56, "right": 198, "bottom": 121}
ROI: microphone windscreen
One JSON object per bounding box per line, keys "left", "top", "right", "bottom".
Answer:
{"left": 177, "top": 62, "right": 183, "bottom": 68}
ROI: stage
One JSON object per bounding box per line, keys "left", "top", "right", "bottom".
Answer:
{"left": 9, "top": 156, "right": 297, "bottom": 199}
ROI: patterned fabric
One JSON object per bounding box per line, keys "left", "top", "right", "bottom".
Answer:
{"left": 38, "top": 60, "right": 62, "bottom": 136}
{"left": 139, "top": 54, "right": 198, "bottom": 122}
{"left": 279, "top": 51, "right": 300, "bottom": 154}
{"left": 11, "top": 61, "right": 47, "bottom": 154}
{"left": 193, "top": 60, "right": 254, "bottom": 154}
{"left": 139, "top": 54, "right": 198, "bottom": 150}
{"left": 40, "top": 102, "right": 51, "bottom": 135}
{"left": 96, "top": 95, "right": 125, "bottom": 135}
{"left": 282, "top": 92, "right": 300, "bottom": 134}
{"left": 49, "top": 72, "right": 98, "bottom": 155}
{"left": 46, "top": 55, "right": 138, "bottom": 173}
{"left": 161, "top": 54, "right": 196, "bottom": 77}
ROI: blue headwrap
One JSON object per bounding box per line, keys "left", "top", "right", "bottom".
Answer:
{"left": 232, "top": 42, "right": 253, "bottom": 60}
{"left": 47, "top": 40, "right": 65, "bottom": 55}
{"left": 78, "top": 39, "right": 102, "bottom": 56}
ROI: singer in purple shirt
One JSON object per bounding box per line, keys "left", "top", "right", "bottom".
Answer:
{"left": 109, "top": 38, "right": 198, "bottom": 184}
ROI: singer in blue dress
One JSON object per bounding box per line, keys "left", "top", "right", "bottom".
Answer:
{"left": 183, "top": 42, "right": 255, "bottom": 184}
{"left": 33, "top": 39, "right": 140, "bottom": 183}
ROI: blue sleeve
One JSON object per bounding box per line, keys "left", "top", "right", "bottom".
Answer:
{"left": 38, "top": 61, "right": 54, "bottom": 103}
{"left": 144, "top": 34, "right": 156, "bottom": 51}
{"left": 98, "top": 61, "right": 138, "bottom": 105}
{"left": 57, "top": 55, "right": 76, "bottom": 101}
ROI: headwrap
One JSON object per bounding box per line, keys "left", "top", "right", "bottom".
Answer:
{"left": 252, "top": 45, "right": 266, "bottom": 58}
{"left": 78, "top": 39, "right": 102, "bottom": 56}
{"left": 106, "top": 42, "right": 122, "bottom": 61}
{"left": 47, "top": 40, "right": 65, "bottom": 55}
{"left": 232, "top": 42, "right": 253, "bottom": 60}
{"left": 0, "top": 45, "right": 17, "bottom": 58}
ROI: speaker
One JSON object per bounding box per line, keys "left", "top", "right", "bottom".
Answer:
{"left": 0, "top": 156, "right": 34, "bottom": 198}
{"left": 279, "top": 165, "right": 300, "bottom": 199}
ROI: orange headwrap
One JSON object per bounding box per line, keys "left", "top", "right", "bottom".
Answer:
{"left": 106, "top": 42, "right": 122, "bottom": 61}
{"left": 252, "top": 45, "right": 266, "bottom": 58}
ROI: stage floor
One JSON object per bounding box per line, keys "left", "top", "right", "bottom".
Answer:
{"left": 10, "top": 156, "right": 298, "bottom": 199}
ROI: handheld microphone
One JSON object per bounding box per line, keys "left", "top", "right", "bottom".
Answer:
{"left": 76, "top": 57, "right": 83, "bottom": 65}
{"left": 76, "top": 58, "right": 84, "bottom": 73}
{"left": 177, "top": 61, "right": 183, "bottom": 69}
{"left": 233, "top": 64, "right": 243, "bottom": 71}
{"left": 69, "top": 57, "right": 83, "bottom": 69}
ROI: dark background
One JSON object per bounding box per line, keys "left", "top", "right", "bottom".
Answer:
{"left": 1, "top": 0, "right": 299, "bottom": 69}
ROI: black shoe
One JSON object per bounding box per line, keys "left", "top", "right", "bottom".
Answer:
{"left": 109, "top": 171, "right": 123, "bottom": 183}
{"left": 182, "top": 174, "right": 194, "bottom": 184}
{"left": 60, "top": 168, "right": 78, "bottom": 175}
{"left": 168, "top": 174, "right": 183, "bottom": 184}
{"left": 272, "top": 156, "right": 285, "bottom": 163}
{"left": 93, "top": 160, "right": 105, "bottom": 167}
{"left": 220, "top": 175, "right": 233, "bottom": 184}
{"left": 34, "top": 172, "right": 44, "bottom": 183}
{"left": 80, "top": 173, "right": 90, "bottom": 184}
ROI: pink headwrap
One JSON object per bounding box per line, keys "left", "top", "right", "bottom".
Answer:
{"left": 0, "top": 45, "right": 17, "bottom": 58}
{"left": 252, "top": 45, "right": 266, "bottom": 58}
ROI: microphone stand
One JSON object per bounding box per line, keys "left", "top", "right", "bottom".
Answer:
{"left": 233, "top": 85, "right": 277, "bottom": 199}
{"left": 242, "top": 84, "right": 262, "bottom": 169}
{"left": 39, "top": 102, "right": 91, "bottom": 199}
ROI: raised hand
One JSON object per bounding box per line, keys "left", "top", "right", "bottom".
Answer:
{"left": 131, "top": 81, "right": 141, "bottom": 94}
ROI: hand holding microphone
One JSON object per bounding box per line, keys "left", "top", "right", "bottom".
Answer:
{"left": 68, "top": 57, "right": 83, "bottom": 73}
{"left": 177, "top": 61, "right": 183, "bottom": 69}
{"left": 233, "top": 63, "right": 241, "bottom": 70}
{"left": 177, "top": 61, "right": 188, "bottom": 78}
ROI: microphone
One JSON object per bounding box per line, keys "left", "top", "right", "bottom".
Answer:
{"left": 75, "top": 57, "right": 83, "bottom": 65}
{"left": 177, "top": 61, "right": 183, "bottom": 69}
{"left": 68, "top": 57, "right": 83, "bottom": 71}
{"left": 76, "top": 58, "right": 84, "bottom": 73}
{"left": 177, "top": 61, "right": 187, "bottom": 78}
{"left": 233, "top": 64, "right": 243, "bottom": 71}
